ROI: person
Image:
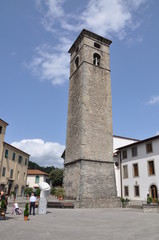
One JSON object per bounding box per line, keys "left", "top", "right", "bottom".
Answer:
{"left": 14, "top": 202, "right": 20, "bottom": 215}
{"left": 29, "top": 192, "right": 37, "bottom": 215}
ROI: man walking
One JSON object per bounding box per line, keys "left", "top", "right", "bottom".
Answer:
{"left": 29, "top": 192, "right": 37, "bottom": 215}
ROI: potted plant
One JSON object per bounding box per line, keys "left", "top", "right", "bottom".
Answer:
{"left": 24, "top": 203, "right": 29, "bottom": 221}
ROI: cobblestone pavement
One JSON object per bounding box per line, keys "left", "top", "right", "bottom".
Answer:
{"left": 0, "top": 207, "right": 159, "bottom": 240}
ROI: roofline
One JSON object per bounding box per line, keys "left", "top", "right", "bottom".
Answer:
{"left": 68, "top": 29, "right": 112, "bottom": 54}
{"left": 27, "top": 170, "right": 49, "bottom": 176}
{"left": 116, "top": 135, "right": 159, "bottom": 150}
{"left": 3, "top": 142, "right": 30, "bottom": 156}
{"left": 113, "top": 135, "right": 140, "bottom": 142}
{"left": 0, "top": 119, "right": 9, "bottom": 126}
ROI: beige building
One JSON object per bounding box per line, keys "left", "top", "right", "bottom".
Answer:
{"left": 27, "top": 169, "right": 50, "bottom": 189}
{"left": 0, "top": 119, "right": 29, "bottom": 196}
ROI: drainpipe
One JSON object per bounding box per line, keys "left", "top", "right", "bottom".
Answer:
{"left": 119, "top": 150, "right": 123, "bottom": 198}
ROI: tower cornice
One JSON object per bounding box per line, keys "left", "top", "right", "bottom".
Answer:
{"left": 68, "top": 29, "right": 112, "bottom": 54}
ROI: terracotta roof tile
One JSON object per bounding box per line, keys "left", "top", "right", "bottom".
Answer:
{"left": 27, "top": 169, "right": 49, "bottom": 176}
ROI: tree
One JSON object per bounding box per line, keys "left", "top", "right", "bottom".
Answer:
{"left": 49, "top": 168, "right": 64, "bottom": 187}
{"left": 28, "top": 160, "right": 55, "bottom": 174}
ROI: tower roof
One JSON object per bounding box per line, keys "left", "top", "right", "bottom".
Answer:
{"left": 68, "top": 29, "right": 112, "bottom": 54}
{"left": 0, "top": 119, "right": 9, "bottom": 127}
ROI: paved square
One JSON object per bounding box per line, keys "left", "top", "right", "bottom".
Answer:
{"left": 0, "top": 207, "right": 159, "bottom": 240}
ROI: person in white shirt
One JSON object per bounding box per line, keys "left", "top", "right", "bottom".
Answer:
{"left": 29, "top": 192, "right": 37, "bottom": 215}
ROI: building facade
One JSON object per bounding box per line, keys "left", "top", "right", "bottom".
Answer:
{"left": 27, "top": 169, "right": 50, "bottom": 189}
{"left": 64, "top": 29, "right": 119, "bottom": 208}
{"left": 114, "top": 135, "right": 159, "bottom": 204}
{"left": 0, "top": 119, "right": 29, "bottom": 196}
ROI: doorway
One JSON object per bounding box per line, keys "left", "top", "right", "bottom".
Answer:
{"left": 150, "top": 185, "right": 158, "bottom": 202}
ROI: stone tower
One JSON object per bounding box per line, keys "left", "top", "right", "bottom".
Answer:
{"left": 64, "top": 29, "right": 119, "bottom": 208}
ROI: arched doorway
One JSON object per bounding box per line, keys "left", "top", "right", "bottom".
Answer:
{"left": 150, "top": 185, "right": 158, "bottom": 202}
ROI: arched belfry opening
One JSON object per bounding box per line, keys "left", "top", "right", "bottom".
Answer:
{"left": 93, "top": 53, "right": 100, "bottom": 66}
{"left": 63, "top": 29, "right": 119, "bottom": 208}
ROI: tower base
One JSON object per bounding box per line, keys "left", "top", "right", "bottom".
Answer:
{"left": 64, "top": 159, "right": 120, "bottom": 208}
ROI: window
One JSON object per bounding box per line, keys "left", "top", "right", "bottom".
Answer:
{"left": 146, "top": 142, "right": 153, "bottom": 153}
{"left": 133, "top": 163, "right": 139, "bottom": 177}
{"left": 12, "top": 153, "right": 16, "bottom": 161}
{"left": 0, "top": 126, "right": 2, "bottom": 134}
{"left": 24, "top": 173, "right": 26, "bottom": 181}
{"left": 132, "top": 146, "right": 138, "bottom": 157}
{"left": 25, "top": 158, "right": 28, "bottom": 166}
{"left": 75, "top": 56, "right": 79, "bottom": 68}
{"left": 93, "top": 53, "right": 100, "bottom": 66}
{"left": 124, "top": 186, "right": 129, "bottom": 197}
{"left": 122, "top": 150, "right": 127, "bottom": 159}
{"left": 123, "top": 165, "right": 128, "bottom": 179}
{"left": 134, "top": 185, "right": 140, "bottom": 197}
{"left": 5, "top": 149, "right": 8, "bottom": 158}
{"left": 35, "top": 175, "right": 39, "bottom": 183}
{"left": 10, "top": 169, "right": 13, "bottom": 178}
{"left": 18, "top": 155, "right": 23, "bottom": 164}
{"left": 2, "top": 167, "right": 6, "bottom": 177}
{"left": 148, "top": 160, "right": 155, "bottom": 175}
{"left": 94, "top": 42, "right": 101, "bottom": 48}
{"left": 17, "top": 171, "right": 20, "bottom": 179}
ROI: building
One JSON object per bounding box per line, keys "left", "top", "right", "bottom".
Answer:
{"left": 114, "top": 135, "right": 159, "bottom": 204}
{"left": 27, "top": 169, "right": 50, "bottom": 189}
{"left": 0, "top": 119, "right": 29, "bottom": 196}
{"left": 64, "top": 29, "right": 119, "bottom": 208}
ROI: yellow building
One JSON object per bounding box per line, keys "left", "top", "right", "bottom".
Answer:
{"left": 0, "top": 119, "right": 29, "bottom": 196}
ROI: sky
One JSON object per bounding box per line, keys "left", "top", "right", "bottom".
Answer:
{"left": 0, "top": 0, "right": 159, "bottom": 168}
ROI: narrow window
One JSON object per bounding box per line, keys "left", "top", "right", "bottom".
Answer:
{"left": 18, "top": 155, "right": 23, "bottom": 164}
{"left": 134, "top": 185, "right": 140, "bottom": 197}
{"left": 2, "top": 167, "right": 6, "bottom": 177}
{"left": 17, "top": 171, "right": 20, "bottom": 179}
{"left": 146, "top": 142, "right": 153, "bottom": 153}
{"left": 12, "top": 153, "right": 16, "bottom": 161}
{"left": 24, "top": 173, "right": 26, "bottom": 181}
{"left": 132, "top": 146, "right": 138, "bottom": 157}
{"left": 94, "top": 42, "right": 101, "bottom": 48}
{"left": 5, "top": 149, "right": 8, "bottom": 158}
{"left": 0, "top": 126, "right": 2, "bottom": 134}
{"left": 122, "top": 150, "right": 127, "bottom": 159}
{"left": 10, "top": 169, "right": 13, "bottom": 178}
{"left": 35, "top": 175, "right": 39, "bottom": 183}
{"left": 123, "top": 165, "right": 128, "bottom": 179}
{"left": 75, "top": 56, "right": 79, "bottom": 68}
{"left": 148, "top": 160, "right": 155, "bottom": 175}
{"left": 133, "top": 163, "right": 139, "bottom": 177}
{"left": 25, "top": 158, "right": 28, "bottom": 166}
{"left": 124, "top": 186, "right": 129, "bottom": 197}
{"left": 93, "top": 53, "right": 100, "bottom": 66}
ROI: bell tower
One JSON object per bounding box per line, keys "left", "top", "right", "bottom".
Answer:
{"left": 64, "top": 29, "right": 119, "bottom": 207}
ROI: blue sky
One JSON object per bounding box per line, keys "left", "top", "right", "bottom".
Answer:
{"left": 0, "top": 0, "right": 159, "bottom": 167}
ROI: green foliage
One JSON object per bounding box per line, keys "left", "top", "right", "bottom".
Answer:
{"left": 0, "top": 199, "right": 6, "bottom": 209}
{"left": 50, "top": 187, "right": 65, "bottom": 198}
{"left": 120, "top": 197, "right": 130, "bottom": 207}
{"left": 24, "top": 187, "right": 33, "bottom": 196}
{"left": 50, "top": 187, "right": 56, "bottom": 195}
{"left": 24, "top": 203, "right": 29, "bottom": 216}
{"left": 49, "top": 168, "right": 64, "bottom": 187}
{"left": 28, "top": 161, "right": 55, "bottom": 174}
{"left": 11, "top": 191, "right": 16, "bottom": 196}
{"left": 147, "top": 196, "right": 152, "bottom": 204}
{"left": 35, "top": 188, "right": 41, "bottom": 197}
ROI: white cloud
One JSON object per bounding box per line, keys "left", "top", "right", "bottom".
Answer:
{"left": 37, "top": 0, "right": 148, "bottom": 38}
{"left": 147, "top": 96, "right": 159, "bottom": 105}
{"left": 11, "top": 139, "right": 65, "bottom": 168}
{"left": 31, "top": 0, "right": 149, "bottom": 85}
{"left": 27, "top": 40, "right": 71, "bottom": 85}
